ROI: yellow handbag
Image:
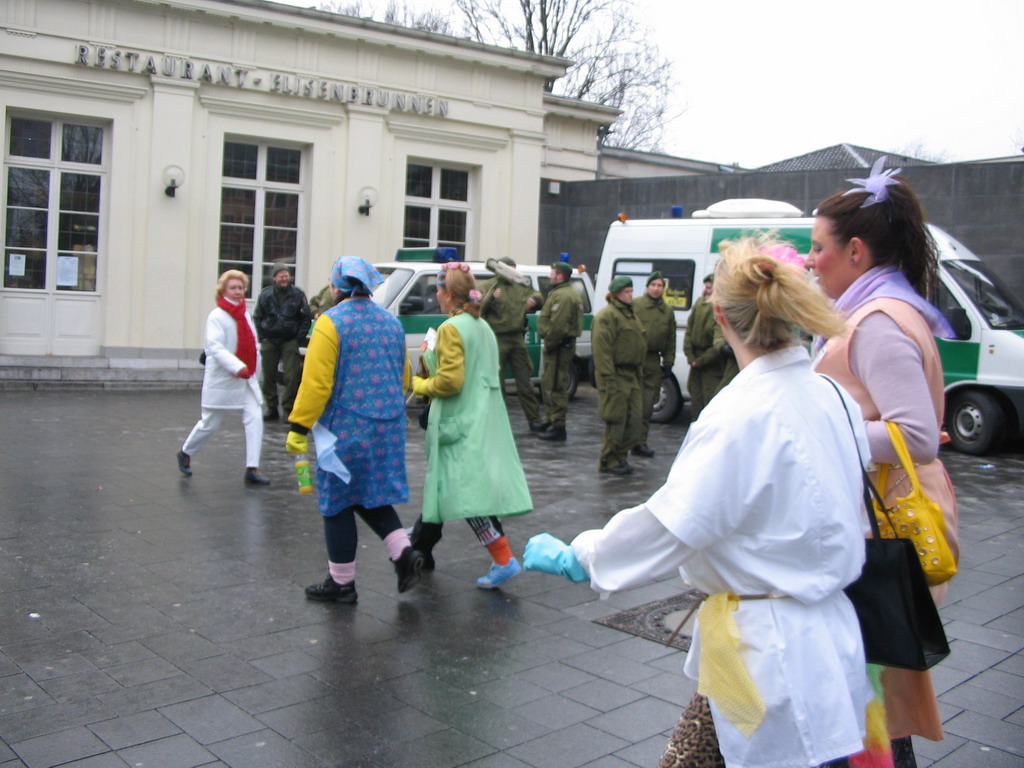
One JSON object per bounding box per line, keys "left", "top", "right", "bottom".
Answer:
{"left": 874, "top": 421, "right": 957, "bottom": 586}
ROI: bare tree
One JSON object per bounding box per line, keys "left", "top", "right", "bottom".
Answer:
{"left": 319, "top": 1, "right": 453, "bottom": 32}
{"left": 453, "top": 0, "right": 676, "bottom": 150}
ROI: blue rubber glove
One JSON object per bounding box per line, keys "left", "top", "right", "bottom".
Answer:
{"left": 523, "top": 533, "right": 589, "bottom": 583}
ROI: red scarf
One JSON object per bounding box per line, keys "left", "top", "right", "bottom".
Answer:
{"left": 217, "top": 295, "right": 257, "bottom": 372}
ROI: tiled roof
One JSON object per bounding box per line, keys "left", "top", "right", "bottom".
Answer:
{"left": 755, "top": 143, "right": 935, "bottom": 172}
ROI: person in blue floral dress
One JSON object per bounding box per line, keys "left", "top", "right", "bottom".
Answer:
{"left": 286, "top": 256, "right": 424, "bottom": 604}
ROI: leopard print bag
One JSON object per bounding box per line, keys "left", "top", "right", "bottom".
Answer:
{"left": 658, "top": 693, "right": 726, "bottom": 768}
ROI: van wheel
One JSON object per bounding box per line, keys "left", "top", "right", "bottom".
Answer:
{"left": 651, "top": 375, "right": 682, "bottom": 424}
{"left": 948, "top": 390, "right": 1004, "bottom": 455}
{"left": 566, "top": 362, "right": 579, "bottom": 400}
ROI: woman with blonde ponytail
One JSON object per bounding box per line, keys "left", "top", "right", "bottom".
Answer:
{"left": 524, "top": 234, "right": 874, "bottom": 767}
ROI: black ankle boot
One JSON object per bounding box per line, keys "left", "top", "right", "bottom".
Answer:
{"left": 394, "top": 547, "right": 425, "bottom": 593}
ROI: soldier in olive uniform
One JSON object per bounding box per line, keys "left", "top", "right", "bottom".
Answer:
{"left": 536, "top": 261, "right": 583, "bottom": 441}
{"left": 683, "top": 273, "right": 725, "bottom": 422}
{"left": 632, "top": 271, "right": 677, "bottom": 458}
{"left": 592, "top": 276, "right": 646, "bottom": 475}
{"left": 479, "top": 257, "right": 545, "bottom": 430}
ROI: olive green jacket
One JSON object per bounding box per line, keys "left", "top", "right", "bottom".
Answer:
{"left": 634, "top": 293, "right": 676, "bottom": 368}
{"left": 537, "top": 280, "right": 583, "bottom": 350}
{"left": 479, "top": 277, "right": 543, "bottom": 336}
{"left": 592, "top": 299, "right": 646, "bottom": 388}
{"left": 683, "top": 296, "right": 724, "bottom": 368}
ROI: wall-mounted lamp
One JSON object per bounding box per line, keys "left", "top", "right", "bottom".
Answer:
{"left": 162, "top": 165, "right": 185, "bottom": 197}
{"left": 357, "top": 186, "right": 379, "bottom": 216}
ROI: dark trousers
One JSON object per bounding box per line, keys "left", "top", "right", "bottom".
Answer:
{"left": 323, "top": 504, "right": 403, "bottom": 564}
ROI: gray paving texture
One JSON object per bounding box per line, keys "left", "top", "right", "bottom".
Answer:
{"left": 1, "top": 387, "right": 1022, "bottom": 768}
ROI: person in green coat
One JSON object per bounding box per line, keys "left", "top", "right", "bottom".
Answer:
{"left": 536, "top": 261, "right": 583, "bottom": 441}
{"left": 633, "top": 271, "right": 677, "bottom": 457}
{"left": 684, "top": 273, "right": 726, "bottom": 422}
{"left": 712, "top": 322, "right": 740, "bottom": 396}
{"left": 592, "top": 276, "right": 646, "bottom": 475}
{"left": 478, "top": 257, "right": 545, "bottom": 430}
{"left": 410, "top": 263, "right": 533, "bottom": 589}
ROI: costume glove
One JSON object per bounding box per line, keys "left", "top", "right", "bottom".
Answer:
{"left": 285, "top": 431, "right": 309, "bottom": 454}
{"left": 523, "top": 533, "right": 588, "bottom": 583}
{"left": 413, "top": 376, "right": 431, "bottom": 396}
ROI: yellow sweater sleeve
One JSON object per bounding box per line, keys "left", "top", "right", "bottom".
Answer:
{"left": 413, "top": 321, "right": 464, "bottom": 398}
{"left": 288, "top": 314, "right": 338, "bottom": 428}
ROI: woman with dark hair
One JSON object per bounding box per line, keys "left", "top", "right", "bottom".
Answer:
{"left": 409, "top": 262, "right": 533, "bottom": 588}
{"left": 810, "top": 158, "right": 959, "bottom": 766}
{"left": 178, "top": 269, "right": 269, "bottom": 485}
{"left": 286, "top": 256, "right": 423, "bottom": 604}
{"left": 525, "top": 235, "right": 873, "bottom": 768}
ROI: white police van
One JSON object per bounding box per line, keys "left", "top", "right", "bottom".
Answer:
{"left": 372, "top": 249, "right": 596, "bottom": 398}
{"left": 593, "top": 199, "right": 1024, "bottom": 454}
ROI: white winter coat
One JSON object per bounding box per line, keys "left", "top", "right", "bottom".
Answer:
{"left": 200, "top": 305, "right": 263, "bottom": 409}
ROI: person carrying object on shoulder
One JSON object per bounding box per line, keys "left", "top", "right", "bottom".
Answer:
{"left": 178, "top": 270, "right": 269, "bottom": 486}
{"left": 479, "top": 256, "right": 546, "bottom": 431}
{"left": 253, "top": 265, "right": 313, "bottom": 422}
{"left": 536, "top": 260, "right": 583, "bottom": 442}
{"left": 525, "top": 234, "right": 876, "bottom": 768}
{"left": 286, "top": 256, "right": 424, "bottom": 604}
{"left": 633, "top": 271, "right": 677, "bottom": 457}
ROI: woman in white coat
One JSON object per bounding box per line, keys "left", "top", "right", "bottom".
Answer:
{"left": 524, "top": 235, "right": 874, "bottom": 768}
{"left": 178, "top": 269, "right": 269, "bottom": 485}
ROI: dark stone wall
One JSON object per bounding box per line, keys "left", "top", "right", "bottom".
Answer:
{"left": 538, "top": 163, "right": 1024, "bottom": 296}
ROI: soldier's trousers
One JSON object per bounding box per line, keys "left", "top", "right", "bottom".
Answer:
{"left": 541, "top": 347, "right": 571, "bottom": 429}
{"left": 496, "top": 333, "right": 541, "bottom": 424}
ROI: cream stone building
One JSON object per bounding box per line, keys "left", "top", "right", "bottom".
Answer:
{"left": 0, "top": 0, "right": 616, "bottom": 358}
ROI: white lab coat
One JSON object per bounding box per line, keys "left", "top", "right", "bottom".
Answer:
{"left": 572, "top": 346, "right": 873, "bottom": 768}
{"left": 200, "top": 305, "right": 263, "bottom": 409}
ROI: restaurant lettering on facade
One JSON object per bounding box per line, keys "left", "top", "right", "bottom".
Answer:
{"left": 74, "top": 43, "right": 449, "bottom": 117}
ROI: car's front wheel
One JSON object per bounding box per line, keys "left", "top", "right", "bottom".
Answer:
{"left": 947, "top": 389, "right": 1004, "bottom": 455}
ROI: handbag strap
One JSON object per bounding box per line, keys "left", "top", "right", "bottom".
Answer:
{"left": 819, "top": 375, "right": 894, "bottom": 540}
{"left": 883, "top": 420, "right": 925, "bottom": 493}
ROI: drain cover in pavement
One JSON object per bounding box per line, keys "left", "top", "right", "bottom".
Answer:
{"left": 594, "top": 590, "right": 706, "bottom": 651}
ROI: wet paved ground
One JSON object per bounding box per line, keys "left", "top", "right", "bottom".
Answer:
{"left": 1, "top": 387, "right": 1022, "bottom": 768}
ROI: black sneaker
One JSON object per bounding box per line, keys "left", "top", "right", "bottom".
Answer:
{"left": 176, "top": 450, "right": 192, "bottom": 476}
{"left": 529, "top": 421, "right": 549, "bottom": 433}
{"left": 244, "top": 469, "right": 271, "bottom": 485}
{"left": 394, "top": 547, "right": 425, "bottom": 593}
{"left": 305, "top": 575, "right": 357, "bottom": 603}
{"left": 631, "top": 444, "right": 655, "bottom": 458}
{"left": 601, "top": 463, "right": 633, "bottom": 476}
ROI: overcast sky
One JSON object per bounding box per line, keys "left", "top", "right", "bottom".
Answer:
{"left": 640, "top": 0, "right": 1024, "bottom": 167}
{"left": 272, "top": 0, "right": 1024, "bottom": 168}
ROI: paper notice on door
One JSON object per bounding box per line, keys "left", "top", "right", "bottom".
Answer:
{"left": 56, "top": 255, "right": 79, "bottom": 287}
{"left": 8, "top": 253, "right": 26, "bottom": 277}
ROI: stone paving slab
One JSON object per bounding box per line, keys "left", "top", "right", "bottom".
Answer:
{"left": 1, "top": 389, "right": 1022, "bottom": 767}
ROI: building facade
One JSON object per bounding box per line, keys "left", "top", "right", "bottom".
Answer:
{"left": 0, "top": 0, "right": 616, "bottom": 358}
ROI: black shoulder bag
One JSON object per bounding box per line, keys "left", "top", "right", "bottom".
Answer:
{"left": 824, "top": 376, "right": 950, "bottom": 671}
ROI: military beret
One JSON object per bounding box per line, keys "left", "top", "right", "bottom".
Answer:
{"left": 609, "top": 276, "right": 632, "bottom": 293}
{"left": 646, "top": 271, "right": 663, "bottom": 285}
{"left": 551, "top": 262, "right": 573, "bottom": 276}
{"left": 703, "top": 273, "right": 715, "bottom": 284}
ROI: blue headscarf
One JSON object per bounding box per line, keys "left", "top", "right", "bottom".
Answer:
{"left": 330, "top": 256, "right": 384, "bottom": 297}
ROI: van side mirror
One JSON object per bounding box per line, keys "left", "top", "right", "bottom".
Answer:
{"left": 946, "top": 307, "right": 971, "bottom": 340}
{"left": 400, "top": 296, "right": 425, "bottom": 315}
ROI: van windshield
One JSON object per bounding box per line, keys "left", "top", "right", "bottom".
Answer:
{"left": 372, "top": 269, "right": 413, "bottom": 309}
{"left": 944, "top": 260, "right": 1024, "bottom": 330}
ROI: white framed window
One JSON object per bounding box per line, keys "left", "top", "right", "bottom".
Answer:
{"left": 403, "top": 161, "right": 472, "bottom": 259}
{"left": 218, "top": 139, "right": 303, "bottom": 297}
{"left": 3, "top": 115, "right": 106, "bottom": 292}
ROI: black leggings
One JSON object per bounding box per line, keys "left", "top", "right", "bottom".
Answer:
{"left": 323, "top": 504, "right": 403, "bottom": 563}
{"left": 411, "top": 515, "right": 504, "bottom": 552}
